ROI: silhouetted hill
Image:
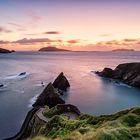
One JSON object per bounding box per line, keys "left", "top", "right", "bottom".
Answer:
{"left": 0, "top": 48, "right": 14, "bottom": 53}
{"left": 39, "top": 46, "right": 70, "bottom": 52}
{"left": 112, "top": 49, "right": 135, "bottom": 52}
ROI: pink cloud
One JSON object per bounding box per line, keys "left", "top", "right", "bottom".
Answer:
{"left": 0, "top": 26, "right": 12, "bottom": 33}
{"left": 28, "top": 10, "right": 42, "bottom": 22}
{"left": 14, "top": 38, "right": 51, "bottom": 44}
{"left": 67, "top": 39, "right": 80, "bottom": 44}
{"left": 0, "top": 40, "right": 10, "bottom": 44}
{"left": 8, "top": 22, "right": 26, "bottom": 31}
{"left": 44, "top": 31, "right": 61, "bottom": 35}
{"left": 99, "top": 34, "right": 113, "bottom": 37}
{"left": 14, "top": 38, "right": 63, "bottom": 45}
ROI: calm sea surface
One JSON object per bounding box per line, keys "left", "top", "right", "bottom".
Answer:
{"left": 0, "top": 51, "right": 140, "bottom": 139}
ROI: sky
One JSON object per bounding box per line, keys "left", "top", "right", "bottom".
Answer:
{"left": 0, "top": 0, "right": 140, "bottom": 51}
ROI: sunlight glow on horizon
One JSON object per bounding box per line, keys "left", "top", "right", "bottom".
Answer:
{"left": 0, "top": 0, "right": 140, "bottom": 51}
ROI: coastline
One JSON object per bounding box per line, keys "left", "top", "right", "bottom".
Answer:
{"left": 4, "top": 108, "right": 40, "bottom": 140}
{"left": 4, "top": 69, "right": 140, "bottom": 140}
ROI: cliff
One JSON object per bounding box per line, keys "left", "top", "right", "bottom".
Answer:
{"left": 27, "top": 106, "right": 140, "bottom": 140}
{"left": 96, "top": 63, "right": 140, "bottom": 88}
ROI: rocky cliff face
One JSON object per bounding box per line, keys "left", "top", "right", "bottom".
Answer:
{"left": 33, "top": 72, "right": 70, "bottom": 107}
{"left": 53, "top": 72, "right": 70, "bottom": 91}
{"left": 32, "top": 83, "right": 65, "bottom": 108}
{"left": 96, "top": 63, "right": 140, "bottom": 87}
{"left": 26, "top": 113, "right": 47, "bottom": 138}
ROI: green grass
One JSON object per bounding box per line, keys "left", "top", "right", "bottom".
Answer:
{"left": 28, "top": 107, "right": 140, "bottom": 140}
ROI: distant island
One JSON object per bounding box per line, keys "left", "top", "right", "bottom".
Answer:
{"left": 39, "top": 46, "right": 70, "bottom": 52}
{"left": 0, "top": 48, "right": 15, "bottom": 53}
{"left": 112, "top": 48, "right": 135, "bottom": 52}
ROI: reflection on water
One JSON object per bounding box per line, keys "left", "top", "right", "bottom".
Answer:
{"left": 0, "top": 51, "right": 140, "bottom": 139}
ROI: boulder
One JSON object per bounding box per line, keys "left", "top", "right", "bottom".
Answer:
{"left": 53, "top": 72, "right": 70, "bottom": 91}
{"left": 0, "top": 84, "right": 4, "bottom": 87}
{"left": 19, "top": 72, "right": 26, "bottom": 76}
{"left": 96, "top": 68, "right": 113, "bottom": 78}
{"left": 33, "top": 83, "right": 65, "bottom": 108}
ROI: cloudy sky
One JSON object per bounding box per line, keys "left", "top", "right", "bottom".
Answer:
{"left": 0, "top": 0, "right": 140, "bottom": 51}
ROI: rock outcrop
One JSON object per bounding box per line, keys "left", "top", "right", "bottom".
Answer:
{"left": 0, "top": 84, "right": 4, "bottom": 87}
{"left": 32, "top": 83, "right": 65, "bottom": 108}
{"left": 53, "top": 72, "right": 70, "bottom": 91}
{"left": 0, "top": 48, "right": 13, "bottom": 53}
{"left": 96, "top": 68, "right": 113, "bottom": 78}
{"left": 43, "top": 104, "right": 81, "bottom": 118}
{"left": 96, "top": 63, "right": 140, "bottom": 87}
{"left": 33, "top": 72, "right": 70, "bottom": 107}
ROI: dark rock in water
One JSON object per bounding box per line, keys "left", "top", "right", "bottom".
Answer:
{"left": 41, "top": 81, "right": 45, "bottom": 87}
{"left": 33, "top": 83, "right": 65, "bottom": 108}
{"left": 11, "top": 50, "right": 15, "bottom": 52}
{"left": 96, "top": 63, "right": 140, "bottom": 88}
{"left": 0, "top": 84, "right": 4, "bottom": 87}
{"left": 96, "top": 68, "right": 113, "bottom": 78}
{"left": 19, "top": 72, "right": 26, "bottom": 76}
{"left": 53, "top": 72, "right": 70, "bottom": 91}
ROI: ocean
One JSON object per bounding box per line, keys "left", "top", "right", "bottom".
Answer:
{"left": 0, "top": 51, "right": 140, "bottom": 139}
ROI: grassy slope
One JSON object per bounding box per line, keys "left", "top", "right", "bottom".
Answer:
{"left": 27, "top": 107, "right": 140, "bottom": 140}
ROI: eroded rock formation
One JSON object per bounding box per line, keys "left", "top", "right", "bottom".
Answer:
{"left": 53, "top": 72, "right": 70, "bottom": 91}
{"left": 96, "top": 63, "right": 140, "bottom": 87}
{"left": 32, "top": 83, "right": 65, "bottom": 108}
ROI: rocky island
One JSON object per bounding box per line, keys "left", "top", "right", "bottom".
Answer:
{"left": 39, "top": 46, "right": 70, "bottom": 52}
{"left": 5, "top": 71, "right": 140, "bottom": 140}
{"left": 0, "top": 48, "right": 15, "bottom": 53}
{"left": 96, "top": 63, "right": 140, "bottom": 88}
{"left": 112, "top": 49, "right": 135, "bottom": 52}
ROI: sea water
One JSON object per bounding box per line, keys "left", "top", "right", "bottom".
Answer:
{"left": 0, "top": 51, "right": 140, "bottom": 139}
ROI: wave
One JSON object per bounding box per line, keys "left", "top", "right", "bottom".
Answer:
{"left": 114, "top": 82, "right": 132, "bottom": 88}
{"left": 28, "top": 94, "right": 39, "bottom": 108}
{"left": 4, "top": 72, "right": 30, "bottom": 80}
{"left": 0, "top": 84, "right": 7, "bottom": 91}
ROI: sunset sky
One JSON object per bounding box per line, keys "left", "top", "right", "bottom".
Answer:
{"left": 0, "top": 0, "right": 140, "bottom": 51}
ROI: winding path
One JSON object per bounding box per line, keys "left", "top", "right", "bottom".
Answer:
{"left": 36, "top": 107, "right": 51, "bottom": 122}
{"left": 4, "top": 106, "right": 80, "bottom": 140}
{"left": 36, "top": 107, "right": 79, "bottom": 122}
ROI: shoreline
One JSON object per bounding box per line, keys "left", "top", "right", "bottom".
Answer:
{"left": 4, "top": 107, "right": 40, "bottom": 140}
{"left": 4, "top": 69, "right": 140, "bottom": 140}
